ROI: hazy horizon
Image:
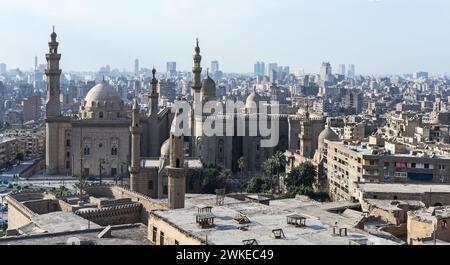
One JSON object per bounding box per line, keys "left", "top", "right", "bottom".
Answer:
{"left": 1, "top": 0, "right": 449, "bottom": 75}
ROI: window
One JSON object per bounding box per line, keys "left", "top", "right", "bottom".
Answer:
{"left": 152, "top": 227, "right": 157, "bottom": 242}
{"left": 111, "top": 147, "right": 118, "bottom": 156}
{"left": 163, "top": 185, "right": 168, "bottom": 195}
{"left": 83, "top": 146, "right": 90, "bottom": 156}
{"left": 424, "top": 164, "right": 430, "bottom": 169}
{"left": 66, "top": 152, "right": 70, "bottom": 158}
{"left": 393, "top": 196, "right": 398, "bottom": 200}
{"left": 160, "top": 231, "right": 165, "bottom": 245}
{"left": 148, "top": 180, "right": 153, "bottom": 190}
{"left": 66, "top": 139, "right": 71, "bottom": 147}
{"left": 117, "top": 112, "right": 120, "bottom": 118}
{"left": 66, "top": 161, "right": 70, "bottom": 169}
{"left": 111, "top": 168, "right": 117, "bottom": 176}
{"left": 99, "top": 112, "right": 104, "bottom": 118}
{"left": 411, "top": 163, "right": 416, "bottom": 168}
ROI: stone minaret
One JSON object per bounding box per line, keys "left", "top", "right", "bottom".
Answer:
{"left": 192, "top": 39, "right": 203, "bottom": 157}
{"left": 167, "top": 110, "right": 186, "bottom": 209}
{"left": 129, "top": 99, "right": 142, "bottom": 191}
{"left": 45, "top": 26, "right": 62, "bottom": 118}
{"left": 149, "top": 67, "right": 159, "bottom": 117}
{"left": 45, "top": 27, "right": 62, "bottom": 175}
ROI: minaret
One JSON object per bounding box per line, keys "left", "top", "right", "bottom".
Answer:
{"left": 45, "top": 26, "right": 62, "bottom": 118}
{"left": 192, "top": 38, "right": 203, "bottom": 157}
{"left": 129, "top": 99, "right": 142, "bottom": 192}
{"left": 149, "top": 67, "right": 159, "bottom": 116}
{"left": 167, "top": 110, "right": 186, "bottom": 209}
{"left": 45, "top": 27, "right": 63, "bottom": 175}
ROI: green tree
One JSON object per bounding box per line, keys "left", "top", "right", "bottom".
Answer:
{"left": 197, "top": 165, "right": 229, "bottom": 194}
{"left": 74, "top": 177, "right": 89, "bottom": 202}
{"left": 262, "top": 158, "right": 275, "bottom": 193}
{"left": 285, "top": 162, "right": 316, "bottom": 190}
{"left": 237, "top": 157, "right": 247, "bottom": 193}
{"left": 272, "top": 151, "right": 286, "bottom": 193}
{"left": 247, "top": 175, "right": 271, "bottom": 194}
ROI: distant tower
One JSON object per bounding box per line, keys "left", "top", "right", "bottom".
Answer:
{"left": 167, "top": 110, "right": 186, "bottom": 209}
{"left": 45, "top": 27, "right": 62, "bottom": 118}
{"left": 34, "top": 55, "right": 38, "bottom": 71}
{"left": 45, "top": 27, "right": 63, "bottom": 175}
{"left": 149, "top": 67, "right": 159, "bottom": 116}
{"left": 129, "top": 99, "right": 142, "bottom": 192}
{"left": 134, "top": 59, "right": 139, "bottom": 76}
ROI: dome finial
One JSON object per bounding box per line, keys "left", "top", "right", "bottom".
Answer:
{"left": 152, "top": 66, "right": 156, "bottom": 79}
{"left": 195, "top": 38, "right": 200, "bottom": 54}
{"left": 206, "top": 68, "right": 209, "bottom": 77}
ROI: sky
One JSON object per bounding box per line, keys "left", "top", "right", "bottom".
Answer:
{"left": 0, "top": 0, "right": 449, "bottom": 75}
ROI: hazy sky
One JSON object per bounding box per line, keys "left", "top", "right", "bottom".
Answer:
{"left": 0, "top": 0, "right": 449, "bottom": 74}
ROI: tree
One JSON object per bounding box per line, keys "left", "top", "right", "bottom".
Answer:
{"left": 247, "top": 175, "right": 271, "bottom": 194}
{"left": 262, "top": 158, "right": 276, "bottom": 193}
{"left": 271, "top": 151, "right": 286, "bottom": 193}
{"left": 238, "top": 156, "right": 247, "bottom": 177}
{"left": 74, "top": 177, "right": 89, "bottom": 202}
{"left": 197, "top": 165, "right": 229, "bottom": 194}
{"left": 15, "top": 153, "right": 24, "bottom": 162}
{"left": 284, "top": 162, "right": 317, "bottom": 197}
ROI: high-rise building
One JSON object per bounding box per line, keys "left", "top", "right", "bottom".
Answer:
{"left": 347, "top": 64, "right": 356, "bottom": 78}
{"left": 0, "top": 63, "right": 6, "bottom": 74}
{"left": 267, "top": 63, "right": 278, "bottom": 76}
{"left": 134, "top": 59, "right": 139, "bottom": 76}
{"left": 413, "top": 71, "right": 429, "bottom": 79}
{"left": 320, "top": 62, "right": 332, "bottom": 82}
{"left": 22, "top": 95, "right": 41, "bottom": 122}
{"left": 167, "top": 62, "right": 177, "bottom": 76}
{"left": 211, "top": 61, "right": 219, "bottom": 73}
{"left": 338, "top": 64, "right": 346, "bottom": 76}
{"left": 254, "top": 62, "right": 265, "bottom": 76}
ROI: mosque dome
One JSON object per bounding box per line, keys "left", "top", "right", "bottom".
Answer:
{"left": 201, "top": 75, "right": 216, "bottom": 100}
{"left": 318, "top": 125, "right": 339, "bottom": 144}
{"left": 160, "top": 140, "right": 170, "bottom": 157}
{"left": 245, "top": 90, "right": 262, "bottom": 109}
{"left": 85, "top": 82, "right": 121, "bottom": 106}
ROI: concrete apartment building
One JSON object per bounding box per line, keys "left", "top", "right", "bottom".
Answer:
{"left": 325, "top": 137, "right": 450, "bottom": 202}
{"left": 0, "top": 137, "right": 19, "bottom": 168}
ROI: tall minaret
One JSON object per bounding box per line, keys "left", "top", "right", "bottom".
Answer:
{"left": 129, "top": 99, "right": 142, "bottom": 192}
{"left": 167, "top": 110, "right": 187, "bottom": 209}
{"left": 45, "top": 26, "right": 62, "bottom": 118}
{"left": 45, "top": 27, "right": 63, "bottom": 175}
{"left": 149, "top": 67, "right": 159, "bottom": 116}
{"left": 192, "top": 38, "right": 203, "bottom": 157}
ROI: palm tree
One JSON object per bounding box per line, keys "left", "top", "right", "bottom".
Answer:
{"left": 263, "top": 158, "right": 275, "bottom": 194}
{"left": 272, "top": 151, "right": 286, "bottom": 193}
{"left": 74, "top": 177, "right": 89, "bottom": 203}
{"left": 237, "top": 156, "right": 247, "bottom": 193}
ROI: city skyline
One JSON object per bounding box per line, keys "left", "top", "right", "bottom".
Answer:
{"left": 1, "top": 0, "right": 450, "bottom": 75}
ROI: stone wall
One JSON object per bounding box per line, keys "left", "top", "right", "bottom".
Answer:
{"left": 6, "top": 194, "right": 37, "bottom": 230}
{"left": 76, "top": 203, "right": 142, "bottom": 226}
{"left": 148, "top": 212, "right": 203, "bottom": 245}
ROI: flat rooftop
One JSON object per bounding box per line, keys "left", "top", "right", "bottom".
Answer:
{"left": 358, "top": 183, "right": 450, "bottom": 194}
{"left": 0, "top": 224, "right": 150, "bottom": 245}
{"left": 152, "top": 194, "right": 400, "bottom": 245}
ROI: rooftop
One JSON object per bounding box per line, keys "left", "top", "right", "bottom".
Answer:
{"left": 152, "top": 194, "right": 400, "bottom": 245}
{"left": 358, "top": 183, "right": 450, "bottom": 194}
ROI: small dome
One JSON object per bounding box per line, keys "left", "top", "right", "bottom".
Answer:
{"left": 245, "top": 90, "right": 262, "bottom": 109}
{"left": 318, "top": 125, "right": 339, "bottom": 143}
{"left": 85, "top": 82, "right": 121, "bottom": 106}
{"left": 201, "top": 76, "right": 216, "bottom": 100}
{"left": 160, "top": 140, "right": 169, "bottom": 157}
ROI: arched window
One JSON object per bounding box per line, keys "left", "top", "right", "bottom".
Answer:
{"left": 176, "top": 158, "right": 180, "bottom": 168}
{"left": 83, "top": 146, "right": 90, "bottom": 156}
{"left": 111, "top": 147, "right": 118, "bottom": 156}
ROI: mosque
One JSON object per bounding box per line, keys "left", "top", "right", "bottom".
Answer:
{"left": 44, "top": 29, "right": 327, "bottom": 199}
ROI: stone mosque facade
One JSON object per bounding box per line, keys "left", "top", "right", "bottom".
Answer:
{"left": 44, "top": 30, "right": 325, "bottom": 199}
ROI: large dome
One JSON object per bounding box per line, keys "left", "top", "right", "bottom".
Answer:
{"left": 201, "top": 76, "right": 216, "bottom": 100}
{"left": 318, "top": 125, "right": 339, "bottom": 143}
{"left": 85, "top": 82, "right": 121, "bottom": 105}
{"left": 245, "top": 90, "right": 262, "bottom": 109}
